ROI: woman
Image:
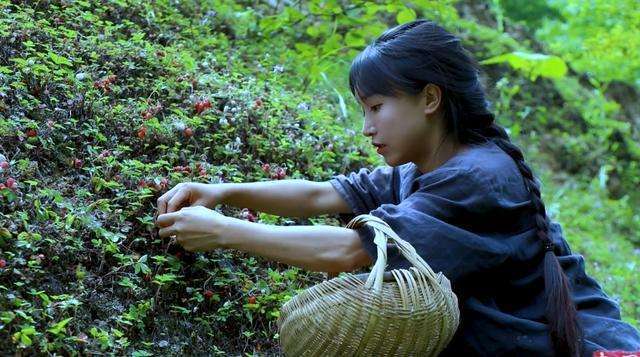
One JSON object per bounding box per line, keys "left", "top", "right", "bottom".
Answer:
{"left": 155, "top": 20, "right": 640, "bottom": 356}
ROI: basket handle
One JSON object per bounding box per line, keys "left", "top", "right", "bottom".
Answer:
{"left": 345, "top": 214, "right": 439, "bottom": 293}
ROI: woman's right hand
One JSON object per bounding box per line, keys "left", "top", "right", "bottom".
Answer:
{"left": 155, "top": 182, "right": 226, "bottom": 221}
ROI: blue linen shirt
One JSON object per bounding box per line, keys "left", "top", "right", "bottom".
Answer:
{"left": 329, "top": 140, "right": 640, "bottom": 356}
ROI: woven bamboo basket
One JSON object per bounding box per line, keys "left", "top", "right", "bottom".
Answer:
{"left": 276, "top": 214, "right": 460, "bottom": 356}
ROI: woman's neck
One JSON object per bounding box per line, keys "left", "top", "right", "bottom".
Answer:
{"left": 416, "top": 134, "right": 468, "bottom": 175}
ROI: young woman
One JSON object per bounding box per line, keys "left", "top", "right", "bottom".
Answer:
{"left": 327, "top": 19, "right": 640, "bottom": 356}
{"left": 155, "top": 19, "right": 640, "bottom": 356}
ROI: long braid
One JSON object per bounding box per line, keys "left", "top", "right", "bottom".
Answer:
{"left": 466, "top": 119, "right": 584, "bottom": 356}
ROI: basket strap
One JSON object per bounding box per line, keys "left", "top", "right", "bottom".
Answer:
{"left": 346, "top": 214, "right": 438, "bottom": 293}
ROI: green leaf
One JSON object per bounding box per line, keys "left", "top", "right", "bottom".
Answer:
{"left": 480, "top": 51, "right": 567, "bottom": 80}
{"left": 47, "top": 317, "right": 73, "bottom": 335}
{"left": 396, "top": 8, "right": 417, "bottom": 24}
{"left": 48, "top": 52, "right": 72, "bottom": 66}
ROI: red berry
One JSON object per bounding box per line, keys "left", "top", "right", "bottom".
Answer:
{"left": 261, "top": 163, "right": 270, "bottom": 173}
{"left": 137, "top": 126, "right": 147, "bottom": 139}
{"left": 0, "top": 259, "right": 5, "bottom": 268}
{"left": 195, "top": 102, "right": 203, "bottom": 114}
{"left": 248, "top": 296, "right": 256, "bottom": 304}
{"left": 26, "top": 129, "right": 37, "bottom": 138}
{"left": 5, "top": 177, "right": 16, "bottom": 189}
{"left": 159, "top": 177, "right": 169, "bottom": 190}
{"left": 203, "top": 99, "right": 211, "bottom": 109}
{"left": 0, "top": 161, "right": 8, "bottom": 169}
{"left": 0, "top": 184, "right": 5, "bottom": 190}
{"left": 183, "top": 127, "right": 193, "bottom": 138}
{"left": 142, "top": 111, "right": 152, "bottom": 120}
{"left": 254, "top": 98, "right": 263, "bottom": 108}
{"left": 137, "top": 179, "right": 147, "bottom": 188}
{"left": 276, "top": 167, "right": 286, "bottom": 180}
{"left": 204, "top": 290, "right": 214, "bottom": 299}
{"left": 73, "top": 158, "right": 83, "bottom": 169}
{"left": 143, "top": 274, "right": 151, "bottom": 281}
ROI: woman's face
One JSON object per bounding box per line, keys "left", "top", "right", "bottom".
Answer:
{"left": 357, "top": 90, "right": 439, "bottom": 167}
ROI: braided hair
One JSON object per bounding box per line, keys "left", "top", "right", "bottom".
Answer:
{"left": 349, "top": 19, "right": 583, "bottom": 356}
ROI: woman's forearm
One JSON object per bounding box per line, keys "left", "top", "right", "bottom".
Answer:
{"left": 219, "top": 180, "right": 323, "bottom": 218}
{"left": 219, "top": 218, "right": 366, "bottom": 273}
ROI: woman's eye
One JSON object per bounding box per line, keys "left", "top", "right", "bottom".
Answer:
{"left": 371, "top": 104, "right": 382, "bottom": 112}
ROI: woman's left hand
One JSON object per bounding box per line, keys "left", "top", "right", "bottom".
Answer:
{"left": 155, "top": 206, "right": 231, "bottom": 252}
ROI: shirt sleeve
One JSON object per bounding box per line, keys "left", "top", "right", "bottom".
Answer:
{"left": 328, "top": 165, "right": 397, "bottom": 216}
{"left": 352, "top": 168, "right": 513, "bottom": 292}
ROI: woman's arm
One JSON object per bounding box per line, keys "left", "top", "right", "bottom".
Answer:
{"left": 218, "top": 217, "right": 373, "bottom": 273}
{"left": 220, "top": 180, "right": 352, "bottom": 218}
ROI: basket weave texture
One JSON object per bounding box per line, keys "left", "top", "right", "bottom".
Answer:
{"left": 276, "top": 214, "right": 460, "bottom": 356}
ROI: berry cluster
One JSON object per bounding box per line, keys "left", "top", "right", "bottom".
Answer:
{"left": 71, "top": 158, "right": 83, "bottom": 169}
{"left": 93, "top": 75, "right": 117, "bottom": 93}
{"left": 26, "top": 128, "right": 37, "bottom": 138}
{"left": 194, "top": 99, "right": 212, "bottom": 115}
{"left": 97, "top": 149, "right": 112, "bottom": 160}
{"left": 0, "top": 177, "right": 16, "bottom": 191}
{"left": 0, "top": 159, "right": 16, "bottom": 192}
{"left": 137, "top": 126, "right": 147, "bottom": 139}
{"left": 137, "top": 177, "right": 169, "bottom": 191}
{"left": 141, "top": 103, "right": 163, "bottom": 120}
{"left": 240, "top": 208, "right": 258, "bottom": 222}
{"left": 261, "top": 163, "right": 286, "bottom": 180}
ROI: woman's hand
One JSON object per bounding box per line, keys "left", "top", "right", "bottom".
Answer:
{"left": 155, "top": 206, "right": 232, "bottom": 252}
{"left": 155, "top": 182, "right": 227, "bottom": 222}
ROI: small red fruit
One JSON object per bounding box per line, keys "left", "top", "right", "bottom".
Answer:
{"left": 142, "top": 111, "right": 152, "bottom": 120}
{"left": 204, "top": 290, "right": 214, "bottom": 299}
{"left": 276, "top": 167, "right": 286, "bottom": 180}
{"left": 5, "top": 177, "right": 16, "bottom": 190}
{"left": 0, "top": 161, "right": 8, "bottom": 169}
{"left": 143, "top": 274, "right": 151, "bottom": 281}
{"left": 195, "top": 102, "right": 203, "bottom": 114}
{"left": 137, "top": 126, "right": 147, "bottom": 139}
{"left": 248, "top": 295, "right": 256, "bottom": 304}
{"left": 26, "top": 129, "right": 37, "bottom": 138}
{"left": 183, "top": 127, "right": 193, "bottom": 138}
{"left": 73, "top": 158, "right": 83, "bottom": 169}
{"left": 159, "top": 177, "right": 169, "bottom": 190}
{"left": 175, "top": 251, "right": 183, "bottom": 260}
{"left": 261, "top": 163, "right": 270, "bottom": 174}
{"left": 254, "top": 98, "right": 263, "bottom": 108}
{"left": 0, "top": 184, "right": 5, "bottom": 190}
{"left": 0, "top": 259, "right": 5, "bottom": 268}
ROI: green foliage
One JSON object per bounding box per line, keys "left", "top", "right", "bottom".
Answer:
{"left": 0, "top": 0, "right": 639, "bottom": 355}
{"left": 481, "top": 51, "right": 567, "bottom": 80}
{"left": 536, "top": 0, "right": 640, "bottom": 85}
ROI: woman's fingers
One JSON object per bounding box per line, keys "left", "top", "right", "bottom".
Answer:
{"left": 166, "top": 188, "right": 190, "bottom": 213}
{"left": 157, "top": 183, "right": 187, "bottom": 215}
{"left": 158, "top": 224, "right": 177, "bottom": 239}
{"left": 157, "top": 184, "right": 180, "bottom": 215}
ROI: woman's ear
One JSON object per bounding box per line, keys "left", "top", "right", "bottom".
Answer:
{"left": 422, "top": 84, "right": 442, "bottom": 116}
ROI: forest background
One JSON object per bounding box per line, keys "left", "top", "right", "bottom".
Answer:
{"left": 1, "top": 0, "right": 639, "bottom": 355}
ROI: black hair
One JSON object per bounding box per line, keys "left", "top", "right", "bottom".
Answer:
{"left": 349, "top": 19, "right": 583, "bottom": 356}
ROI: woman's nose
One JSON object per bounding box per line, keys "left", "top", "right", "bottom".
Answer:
{"left": 362, "top": 119, "right": 376, "bottom": 137}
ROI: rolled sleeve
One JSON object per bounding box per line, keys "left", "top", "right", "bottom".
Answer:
{"left": 329, "top": 165, "right": 396, "bottom": 215}
{"left": 351, "top": 168, "right": 512, "bottom": 290}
